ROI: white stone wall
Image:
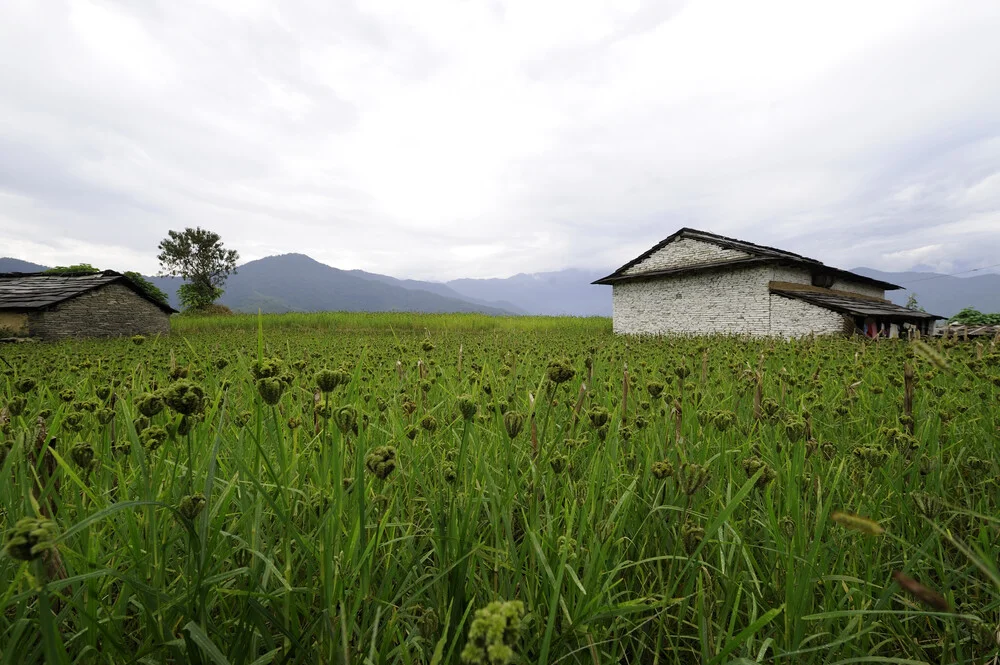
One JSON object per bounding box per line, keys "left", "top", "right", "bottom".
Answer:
{"left": 623, "top": 238, "right": 750, "bottom": 275}
{"left": 772, "top": 266, "right": 887, "bottom": 299}
{"left": 830, "top": 278, "right": 885, "bottom": 299}
{"left": 768, "top": 293, "right": 846, "bottom": 337}
{"left": 771, "top": 266, "right": 812, "bottom": 285}
{"left": 612, "top": 264, "right": 849, "bottom": 337}
{"left": 612, "top": 265, "right": 772, "bottom": 335}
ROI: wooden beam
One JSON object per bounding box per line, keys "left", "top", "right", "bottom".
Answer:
{"left": 768, "top": 280, "right": 890, "bottom": 303}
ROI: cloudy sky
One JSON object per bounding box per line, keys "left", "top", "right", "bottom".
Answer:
{"left": 2, "top": 0, "right": 999, "bottom": 280}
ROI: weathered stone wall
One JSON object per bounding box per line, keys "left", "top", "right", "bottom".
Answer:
{"left": 0, "top": 312, "right": 28, "bottom": 335}
{"left": 28, "top": 283, "right": 171, "bottom": 341}
{"left": 771, "top": 266, "right": 813, "bottom": 285}
{"left": 623, "top": 238, "right": 750, "bottom": 275}
{"left": 612, "top": 265, "right": 773, "bottom": 335}
{"left": 768, "top": 293, "right": 846, "bottom": 337}
{"left": 612, "top": 264, "right": 848, "bottom": 337}
{"left": 774, "top": 266, "right": 886, "bottom": 299}
{"left": 830, "top": 278, "right": 885, "bottom": 299}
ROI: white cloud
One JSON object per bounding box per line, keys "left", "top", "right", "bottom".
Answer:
{"left": 1, "top": 0, "right": 999, "bottom": 280}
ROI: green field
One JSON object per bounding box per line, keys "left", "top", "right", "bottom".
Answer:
{"left": 1, "top": 314, "right": 998, "bottom": 664}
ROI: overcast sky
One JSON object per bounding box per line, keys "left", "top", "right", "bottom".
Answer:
{"left": 2, "top": 0, "right": 1000, "bottom": 280}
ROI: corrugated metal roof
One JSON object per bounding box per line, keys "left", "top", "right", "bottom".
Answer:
{"left": 0, "top": 272, "right": 176, "bottom": 313}
{"left": 771, "top": 288, "right": 942, "bottom": 320}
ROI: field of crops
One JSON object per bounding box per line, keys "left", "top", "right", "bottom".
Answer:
{"left": 1, "top": 313, "right": 998, "bottom": 664}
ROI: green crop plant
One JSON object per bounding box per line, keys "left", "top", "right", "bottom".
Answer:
{"left": 0, "top": 313, "right": 997, "bottom": 663}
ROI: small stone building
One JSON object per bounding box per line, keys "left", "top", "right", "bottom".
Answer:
{"left": 0, "top": 271, "right": 176, "bottom": 340}
{"left": 594, "top": 228, "right": 941, "bottom": 337}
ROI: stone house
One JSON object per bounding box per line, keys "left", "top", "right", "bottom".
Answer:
{"left": 0, "top": 271, "right": 176, "bottom": 340}
{"left": 593, "top": 228, "right": 941, "bottom": 337}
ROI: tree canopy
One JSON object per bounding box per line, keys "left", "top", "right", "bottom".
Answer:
{"left": 157, "top": 227, "right": 239, "bottom": 311}
{"left": 949, "top": 307, "right": 1000, "bottom": 326}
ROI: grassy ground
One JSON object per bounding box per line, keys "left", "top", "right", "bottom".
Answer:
{"left": 170, "top": 311, "right": 613, "bottom": 334}
{"left": 0, "top": 317, "right": 998, "bottom": 664}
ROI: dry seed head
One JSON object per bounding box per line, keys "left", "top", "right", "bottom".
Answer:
{"left": 891, "top": 571, "right": 950, "bottom": 612}
{"left": 911, "top": 340, "right": 950, "bottom": 371}
{"left": 831, "top": 510, "right": 884, "bottom": 536}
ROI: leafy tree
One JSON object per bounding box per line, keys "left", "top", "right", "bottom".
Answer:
{"left": 904, "top": 293, "right": 925, "bottom": 312}
{"left": 157, "top": 227, "right": 239, "bottom": 310}
{"left": 949, "top": 307, "right": 1000, "bottom": 326}
{"left": 43, "top": 264, "right": 101, "bottom": 275}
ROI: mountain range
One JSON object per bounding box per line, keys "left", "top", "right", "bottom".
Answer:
{"left": 1, "top": 255, "right": 997, "bottom": 318}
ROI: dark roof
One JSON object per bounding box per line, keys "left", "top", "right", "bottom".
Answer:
{"left": 592, "top": 228, "right": 903, "bottom": 290}
{"left": 0, "top": 271, "right": 177, "bottom": 314}
{"left": 771, "top": 288, "right": 942, "bottom": 321}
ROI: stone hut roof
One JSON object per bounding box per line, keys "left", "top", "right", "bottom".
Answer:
{"left": 593, "top": 227, "right": 902, "bottom": 291}
{"left": 0, "top": 271, "right": 177, "bottom": 314}
{"left": 770, "top": 286, "right": 942, "bottom": 321}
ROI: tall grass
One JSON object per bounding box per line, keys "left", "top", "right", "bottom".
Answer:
{"left": 0, "top": 328, "right": 997, "bottom": 664}
{"left": 170, "top": 311, "right": 613, "bottom": 334}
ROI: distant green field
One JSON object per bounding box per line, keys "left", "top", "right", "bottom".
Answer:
{"left": 1, "top": 319, "right": 997, "bottom": 663}
{"left": 170, "top": 310, "right": 613, "bottom": 334}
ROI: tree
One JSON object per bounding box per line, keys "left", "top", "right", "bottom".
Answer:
{"left": 949, "top": 307, "right": 1000, "bottom": 326}
{"left": 904, "top": 292, "right": 925, "bottom": 312}
{"left": 157, "top": 227, "right": 239, "bottom": 310}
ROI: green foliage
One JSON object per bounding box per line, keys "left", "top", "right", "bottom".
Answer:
{"left": 0, "top": 318, "right": 998, "bottom": 663}
{"left": 122, "top": 271, "right": 169, "bottom": 307}
{"left": 157, "top": 227, "right": 239, "bottom": 310}
{"left": 904, "top": 292, "right": 926, "bottom": 312}
{"left": 42, "top": 264, "right": 100, "bottom": 275}
{"left": 950, "top": 306, "right": 1000, "bottom": 325}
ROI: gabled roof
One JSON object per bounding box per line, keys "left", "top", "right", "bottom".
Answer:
{"left": 770, "top": 288, "right": 942, "bottom": 321}
{"left": 0, "top": 271, "right": 177, "bottom": 314}
{"left": 593, "top": 227, "right": 903, "bottom": 291}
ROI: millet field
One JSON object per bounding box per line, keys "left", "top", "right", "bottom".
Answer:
{"left": 1, "top": 313, "right": 998, "bottom": 664}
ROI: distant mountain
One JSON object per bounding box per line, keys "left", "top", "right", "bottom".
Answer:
{"left": 347, "top": 270, "right": 527, "bottom": 314}
{"left": 447, "top": 269, "right": 612, "bottom": 316}
{"left": 0, "top": 254, "right": 515, "bottom": 315}
{"left": 8, "top": 254, "right": 997, "bottom": 319}
{"left": 217, "top": 254, "right": 513, "bottom": 314}
{"left": 0, "top": 257, "right": 48, "bottom": 272}
{"left": 851, "top": 268, "right": 1000, "bottom": 318}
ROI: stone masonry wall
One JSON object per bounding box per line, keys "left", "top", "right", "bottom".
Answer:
{"left": 623, "top": 238, "right": 750, "bottom": 275}
{"left": 613, "top": 264, "right": 849, "bottom": 337}
{"left": 28, "top": 283, "right": 171, "bottom": 341}
{"left": 773, "top": 266, "right": 887, "bottom": 299}
{"left": 768, "top": 293, "right": 846, "bottom": 337}
{"left": 830, "top": 278, "right": 885, "bottom": 299}
{"left": 612, "top": 265, "right": 773, "bottom": 335}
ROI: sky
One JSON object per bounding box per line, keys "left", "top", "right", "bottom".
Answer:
{"left": 1, "top": 0, "right": 1000, "bottom": 281}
